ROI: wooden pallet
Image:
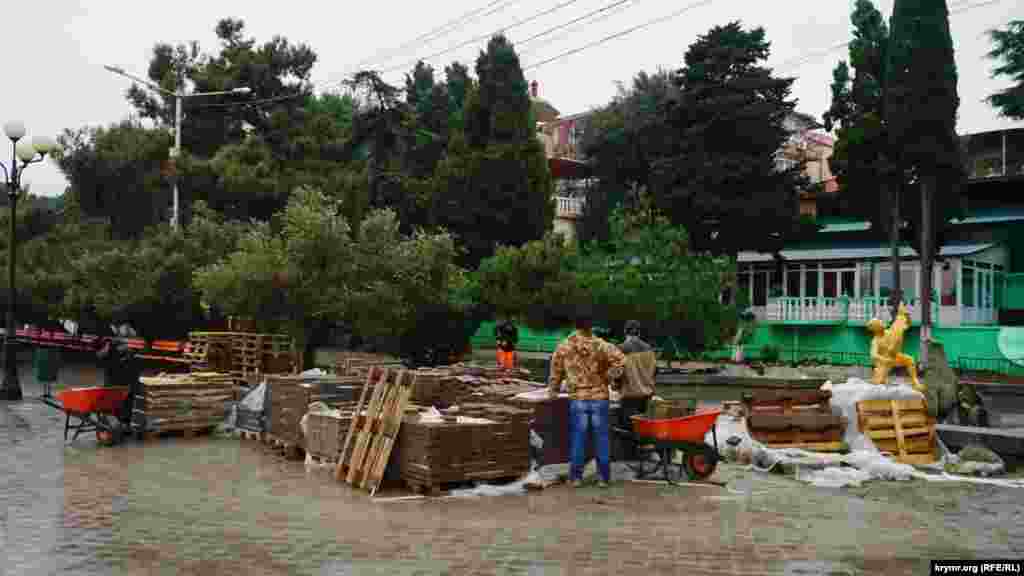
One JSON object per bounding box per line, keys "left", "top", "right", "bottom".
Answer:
{"left": 856, "top": 398, "right": 937, "bottom": 465}
{"left": 336, "top": 368, "right": 415, "bottom": 496}
{"left": 334, "top": 367, "right": 380, "bottom": 482}
{"left": 745, "top": 390, "right": 846, "bottom": 452}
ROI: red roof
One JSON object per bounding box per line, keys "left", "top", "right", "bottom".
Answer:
{"left": 548, "top": 157, "right": 592, "bottom": 180}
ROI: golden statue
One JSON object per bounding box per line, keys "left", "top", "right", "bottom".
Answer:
{"left": 867, "top": 302, "right": 925, "bottom": 394}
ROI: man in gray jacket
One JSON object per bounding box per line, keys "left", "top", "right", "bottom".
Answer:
{"left": 615, "top": 320, "right": 657, "bottom": 459}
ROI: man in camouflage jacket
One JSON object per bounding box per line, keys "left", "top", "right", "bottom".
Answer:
{"left": 548, "top": 305, "right": 626, "bottom": 487}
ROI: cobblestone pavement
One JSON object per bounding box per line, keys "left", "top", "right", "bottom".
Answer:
{"left": 3, "top": 365, "right": 1023, "bottom": 575}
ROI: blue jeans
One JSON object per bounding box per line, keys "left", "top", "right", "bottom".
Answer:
{"left": 569, "top": 399, "right": 610, "bottom": 482}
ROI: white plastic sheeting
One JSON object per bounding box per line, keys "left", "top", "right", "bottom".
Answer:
{"left": 715, "top": 377, "right": 1024, "bottom": 489}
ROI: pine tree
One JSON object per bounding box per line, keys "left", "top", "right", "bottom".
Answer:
{"left": 433, "top": 35, "right": 554, "bottom": 267}
{"left": 823, "top": 0, "right": 905, "bottom": 316}
{"left": 650, "top": 22, "right": 810, "bottom": 255}
{"left": 986, "top": 20, "right": 1024, "bottom": 120}
{"left": 885, "top": 0, "right": 964, "bottom": 360}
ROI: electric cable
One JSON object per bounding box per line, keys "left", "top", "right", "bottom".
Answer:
{"left": 376, "top": 0, "right": 589, "bottom": 74}
{"left": 775, "top": 0, "right": 1004, "bottom": 72}
{"left": 521, "top": 0, "right": 716, "bottom": 71}
{"left": 350, "top": 0, "right": 520, "bottom": 74}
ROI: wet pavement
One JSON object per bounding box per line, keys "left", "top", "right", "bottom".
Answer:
{"left": 3, "top": 362, "right": 1024, "bottom": 575}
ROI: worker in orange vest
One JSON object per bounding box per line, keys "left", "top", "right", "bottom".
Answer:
{"left": 495, "top": 320, "right": 518, "bottom": 369}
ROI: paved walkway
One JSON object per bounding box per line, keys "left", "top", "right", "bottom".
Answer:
{"left": 3, "top": 365, "right": 1023, "bottom": 575}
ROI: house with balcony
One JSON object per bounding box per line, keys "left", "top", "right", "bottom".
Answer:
{"left": 531, "top": 82, "right": 597, "bottom": 243}
{"left": 777, "top": 112, "right": 839, "bottom": 218}
{"left": 735, "top": 127, "right": 1024, "bottom": 372}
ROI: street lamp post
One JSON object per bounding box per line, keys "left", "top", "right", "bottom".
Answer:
{"left": 104, "top": 65, "right": 251, "bottom": 229}
{"left": 0, "top": 121, "right": 57, "bottom": 401}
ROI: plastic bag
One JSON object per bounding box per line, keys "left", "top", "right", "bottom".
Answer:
{"left": 239, "top": 381, "right": 267, "bottom": 412}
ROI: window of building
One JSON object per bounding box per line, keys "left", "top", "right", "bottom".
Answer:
{"left": 941, "top": 261, "right": 958, "bottom": 306}
{"left": 804, "top": 265, "right": 819, "bottom": 299}
{"left": 786, "top": 268, "right": 802, "bottom": 297}
{"left": 878, "top": 265, "right": 895, "bottom": 300}
{"left": 860, "top": 263, "right": 874, "bottom": 297}
{"left": 962, "top": 266, "right": 975, "bottom": 307}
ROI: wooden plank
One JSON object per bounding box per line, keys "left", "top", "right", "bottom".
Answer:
{"left": 893, "top": 399, "right": 908, "bottom": 457}
{"left": 364, "top": 371, "right": 414, "bottom": 496}
{"left": 864, "top": 426, "right": 933, "bottom": 440}
{"left": 863, "top": 414, "right": 928, "bottom": 430}
{"left": 334, "top": 368, "right": 377, "bottom": 481}
{"left": 346, "top": 369, "right": 392, "bottom": 485}
{"left": 757, "top": 441, "right": 845, "bottom": 452}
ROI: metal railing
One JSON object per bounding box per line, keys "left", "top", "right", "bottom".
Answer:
{"left": 554, "top": 196, "right": 585, "bottom": 218}
{"left": 764, "top": 296, "right": 945, "bottom": 325}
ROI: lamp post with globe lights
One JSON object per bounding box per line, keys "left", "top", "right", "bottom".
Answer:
{"left": 0, "top": 121, "right": 57, "bottom": 401}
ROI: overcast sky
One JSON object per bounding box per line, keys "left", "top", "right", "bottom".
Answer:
{"left": 5, "top": 0, "right": 1022, "bottom": 197}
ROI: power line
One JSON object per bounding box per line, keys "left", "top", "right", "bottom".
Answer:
{"left": 522, "top": 0, "right": 716, "bottom": 71}
{"left": 377, "top": 0, "right": 588, "bottom": 75}
{"left": 516, "top": 0, "right": 633, "bottom": 48}
{"left": 518, "top": 0, "right": 634, "bottom": 60}
{"left": 775, "top": 0, "right": 1004, "bottom": 72}
{"left": 187, "top": 92, "right": 307, "bottom": 110}
{"left": 375, "top": 0, "right": 636, "bottom": 84}
{"left": 351, "top": 0, "right": 520, "bottom": 74}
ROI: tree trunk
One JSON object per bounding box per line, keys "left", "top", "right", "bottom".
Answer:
{"left": 889, "top": 181, "right": 902, "bottom": 320}
{"left": 919, "top": 176, "right": 933, "bottom": 366}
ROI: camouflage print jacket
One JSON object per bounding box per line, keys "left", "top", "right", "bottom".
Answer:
{"left": 548, "top": 331, "right": 627, "bottom": 401}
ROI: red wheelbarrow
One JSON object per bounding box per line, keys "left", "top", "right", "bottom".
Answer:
{"left": 41, "top": 387, "right": 131, "bottom": 446}
{"left": 621, "top": 408, "right": 722, "bottom": 483}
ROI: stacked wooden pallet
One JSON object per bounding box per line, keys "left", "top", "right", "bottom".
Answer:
{"left": 398, "top": 418, "right": 530, "bottom": 495}
{"left": 455, "top": 402, "right": 533, "bottom": 425}
{"left": 744, "top": 390, "right": 847, "bottom": 452}
{"left": 335, "top": 367, "right": 416, "bottom": 495}
{"left": 334, "top": 352, "right": 404, "bottom": 377}
{"left": 134, "top": 372, "right": 235, "bottom": 435}
{"left": 265, "top": 374, "right": 363, "bottom": 448}
{"left": 857, "top": 398, "right": 937, "bottom": 465}
{"left": 186, "top": 332, "right": 296, "bottom": 377}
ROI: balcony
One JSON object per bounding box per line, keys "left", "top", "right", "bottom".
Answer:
{"left": 963, "top": 129, "right": 1024, "bottom": 180}
{"left": 555, "top": 196, "right": 585, "bottom": 219}
{"left": 760, "top": 297, "right": 943, "bottom": 325}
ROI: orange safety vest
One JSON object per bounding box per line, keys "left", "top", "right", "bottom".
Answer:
{"left": 496, "top": 349, "right": 516, "bottom": 369}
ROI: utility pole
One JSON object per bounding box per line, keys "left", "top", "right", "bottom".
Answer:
{"left": 920, "top": 178, "right": 933, "bottom": 366}
{"left": 104, "top": 65, "right": 250, "bottom": 230}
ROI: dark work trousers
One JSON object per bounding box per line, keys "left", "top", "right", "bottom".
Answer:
{"left": 618, "top": 396, "right": 651, "bottom": 460}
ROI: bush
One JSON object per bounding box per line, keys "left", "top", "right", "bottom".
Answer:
{"left": 761, "top": 344, "right": 781, "bottom": 364}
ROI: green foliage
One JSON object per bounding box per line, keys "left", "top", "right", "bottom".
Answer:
{"left": 474, "top": 233, "right": 584, "bottom": 330}
{"left": 433, "top": 36, "right": 554, "bottom": 267}
{"left": 986, "top": 20, "right": 1024, "bottom": 120}
{"left": 193, "top": 188, "right": 478, "bottom": 365}
{"left": 122, "top": 18, "right": 320, "bottom": 221}
{"left": 60, "top": 202, "right": 245, "bottom": 341}
{"left": 580, "top": 70, "right": 679, "bottom": 245}
{"left": 53, "top": 121, "right": 174, "bottom": 239}
{"left": 649, "top": 22, "right": 810, "bottom": 255}
{"left": 473, "top": 209, "right": 739, "bottom": 353}
{"left": 885, "top": 0, "right": 964, "bottom": 260}
{"left": 466, "top": 35, "right": 532, "bottom": 146}
{"left": 822, "top": 0, "right": 902, "bottom": 239}
{"left": 761, "top": 343, "right": 781, "bottom": 364}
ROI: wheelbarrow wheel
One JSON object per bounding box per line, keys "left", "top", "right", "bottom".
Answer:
{"left": 684, "top": 445, "right": 719, "bottom": 481}
{"left": 659, "top": 448, "right": 687, "bottom": 484}
{"left": 95, "top": 415, "right": 124, "bottom": 446}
